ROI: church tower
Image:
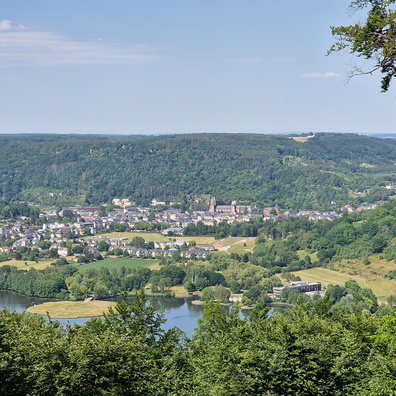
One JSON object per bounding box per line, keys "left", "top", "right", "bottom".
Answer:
{"left": 209, "top": 196, "right": 217, "bottom": 213}
{"left": 231, "top": 200, "right": 237, "bottom": 215}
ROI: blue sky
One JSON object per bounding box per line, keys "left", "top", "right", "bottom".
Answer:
{"left": 0, "top": 0, "right": 394, "bottom": 135}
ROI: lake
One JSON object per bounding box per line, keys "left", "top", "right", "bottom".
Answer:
{"left": 0, "top": 290, "right": 206, "bottom": 337}
{"left": 0, "top": 290, "right": 280, "bottom": 338}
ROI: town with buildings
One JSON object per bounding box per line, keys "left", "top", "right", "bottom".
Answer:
{"left": 0, "top": 196, "right": 379, "bottom": 265}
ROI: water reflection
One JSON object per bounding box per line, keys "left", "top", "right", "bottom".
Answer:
{"left": 0, "top": 290, "right": 53, "bottom": 312}
{"left": 0, "top": 290, "right": 205, "bottom": 337}
{"left": 0, "top": 290, "right": 273, "bottom": 338}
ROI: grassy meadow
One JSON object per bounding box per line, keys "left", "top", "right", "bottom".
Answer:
{"left": 226, "top": 238, "right": 255, "bottom": 254}
{"left": 296, "top": 250, "right": 318, "bottom": 262}
{"left": 0, "top": 258, "right": 53, "bottom": 270}
{"left": 27, "top": 300, "right": 116, "bottom": 318}
{"left": 292, "top": 265, "right": 396, "bottom": 303}
{"left": 77, "top": 257, "right": 159, "bottom": 271}
{"left": 334, "top": 256, "right": 396, "bottom": 278}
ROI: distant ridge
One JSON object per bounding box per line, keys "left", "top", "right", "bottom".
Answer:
{"left": 1, "top": 133, "right": 396, "bottom": 209}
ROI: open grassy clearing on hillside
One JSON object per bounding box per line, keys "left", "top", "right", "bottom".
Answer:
{"left": 292, "top": 268, "right": 368, "bottom": 289}
{"left": 292, "top": 267, "right": 396, "bottom": 302}
{"left": 227, "top": 238, "right": 256, "bottom": 254}
{"left": 213, "top": 237, "right": 255, "bottom": 251}
{"left": 290, "top": 136, "right": 314, "bottom": 143}
{"left": 27, "top": 300, "right": 116, "bottom": 318}
{"left": 296, "top": 250, "right": 318, "bottom": 262}
{"left": 334, "top": 256, "right": 396, "bottom": 278}
{"left": 331, "top": 256, "right": 396, "bottom": 302}
{"left": 77, "top": 257, "right": 159, "bottom": 271}
{"left": 0, "top": 258, "right": 53, "bottom": 270}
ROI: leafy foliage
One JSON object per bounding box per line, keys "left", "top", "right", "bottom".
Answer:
{"left": 3, "top": 295, "right": 396, "bottom": 395}
{"left": 329, "top": 0, "right": 396, "bottom": 91}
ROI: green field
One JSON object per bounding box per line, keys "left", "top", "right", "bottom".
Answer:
{"left": 76, "top": 257, "right": 159, "bottom": 271}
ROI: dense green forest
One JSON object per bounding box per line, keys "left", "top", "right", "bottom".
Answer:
{"left": 2, "top": 133, "right": 396, "bottom": 209}
{"left": 252, "top": 199, "right": 396, "bottom": 269}
{"left": 1, "top": 292, "right": 396, "bottom": 395}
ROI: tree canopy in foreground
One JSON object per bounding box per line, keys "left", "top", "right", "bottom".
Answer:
{"left": 329, "top": 0, "right": 396, "bottom": 92}
{"left": 2, "top": 292, "right": 396, "bottom": 395}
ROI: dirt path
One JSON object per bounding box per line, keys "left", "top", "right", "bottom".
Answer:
{"left": 218, "top": 239, "right": 248, "bottom": 252}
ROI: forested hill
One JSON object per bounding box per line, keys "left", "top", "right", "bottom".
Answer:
{"left": 2, "top": 133, "right": 396, "bottom": 209}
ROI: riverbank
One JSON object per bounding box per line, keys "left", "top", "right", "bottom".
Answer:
{"left": 27, "top": 300, "right": 116, "bottom": 318}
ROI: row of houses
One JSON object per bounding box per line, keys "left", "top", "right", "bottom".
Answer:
{"left": 0, "top": 201, "right": 380, "bottom": 256}
{"left": 124, "top": 246, "right": 210, "bottom": 260}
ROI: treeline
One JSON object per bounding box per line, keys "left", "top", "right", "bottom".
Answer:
{"left": 0, "top": 260, "right": 228, "bottom": 300}
{"left": 1, "top": 133, "right": 396, "bottom": 209}
{"left": 2, "top": 292, "right": 396, "bottom": 395}
{"left": 0, "top": 264, "right": 149, "bottom": 300}
{"left": 0, "top": 253, "right": 283, "bottom": 303}
{"left": 183, "top": 218, "right": 262, "bottom": 238}
{"left": 0, "top": 199, "right": 40, "bottom": 221}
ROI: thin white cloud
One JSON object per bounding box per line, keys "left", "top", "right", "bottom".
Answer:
{"left": 0, "top": 20, "right": 11, "bottom": 30}
{"left": 0, "top": 21, "right": 167, "bottom": 66}
{"left": 233, "top": 57, "right": 267, "bottom": 63}
{"left": 302, "top": 72, "right": 340, "bottom": 78}
{"left": 270, "top": 57, "right": 295, "bottom": 63}
{"left": 230, "top": 57, "right": 295, "bottom": 64}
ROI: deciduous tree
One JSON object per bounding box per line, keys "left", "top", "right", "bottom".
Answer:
{"left": 329, "top": 0, "right": 396, "bottom": 91}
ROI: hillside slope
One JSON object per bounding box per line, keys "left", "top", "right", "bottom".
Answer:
{"left": 1, "top": 133, "right": 396, "bottom": 209}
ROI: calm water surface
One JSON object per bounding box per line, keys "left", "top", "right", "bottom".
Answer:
{"left": 0, "top": 290, "right": 205, "bottom": 337}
